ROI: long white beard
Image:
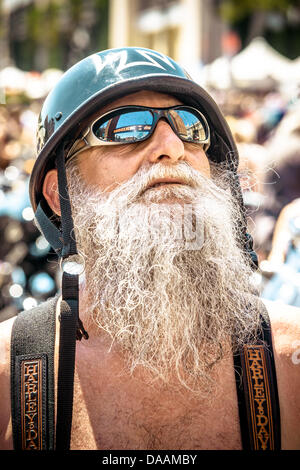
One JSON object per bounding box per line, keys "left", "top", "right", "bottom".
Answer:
{"left": 66, "top": 160, "right": 263, "bottom": 396}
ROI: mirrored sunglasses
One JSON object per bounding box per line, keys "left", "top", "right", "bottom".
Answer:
{"left": 67, "top": 105, "right": 210, "bottom": 159}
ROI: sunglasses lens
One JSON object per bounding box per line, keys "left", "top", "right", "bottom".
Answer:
{"left": 92, "top": 110, "right": 153, "bottom": 143}
{"left": 91, "top": 107, "right": 209, "bottom": 146}
{"left": 169, "top": 109, "right": 208, "bottom": 143}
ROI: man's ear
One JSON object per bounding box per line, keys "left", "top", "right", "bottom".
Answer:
{"left": 42, "top": 169, "right": 61, "bottom": 216}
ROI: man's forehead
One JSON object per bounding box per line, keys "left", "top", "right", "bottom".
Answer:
{"left": 89, "top": 90, "right": 183, "bottom": 121}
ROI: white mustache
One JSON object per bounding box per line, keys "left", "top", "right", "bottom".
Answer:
{"left": 101, "top": 161, "right": 222, "bottom": 206}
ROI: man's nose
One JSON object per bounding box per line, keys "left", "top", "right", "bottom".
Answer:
{"left": 145, "top": 119, "right": 185, "bottom": 164}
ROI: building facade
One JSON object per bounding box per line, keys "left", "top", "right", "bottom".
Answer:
{"left": 109, "top": 0, "right": 226, "bottom": 78}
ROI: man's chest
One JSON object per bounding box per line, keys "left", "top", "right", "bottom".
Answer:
{"left": 72, "top": 411, "right": 242, "bottom": 450}
{"left": 70, "top": 369, "right": 242, "bottom": 450}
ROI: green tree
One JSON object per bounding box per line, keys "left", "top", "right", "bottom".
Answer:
{"left": 219, "top": 0, "right": 300, "bottom": 59}
{"left": 6, "top": 0, "right": 109, "bottom": 71}
{"left": 220, "top": 0, "right": 299, "bottom": 22}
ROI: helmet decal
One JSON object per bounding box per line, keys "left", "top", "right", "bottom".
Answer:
{"left": 90, "top": 48, "right": 177, "bottom": 77}
{"left": 115, "top": 48, "right": 176, "bottom": 73}
{"left": 37, "top": 115, "right": 55, "bottom": 153}
{"left": 36, "top": 119, "right": 46, "bottom": 153}
{"left": 90, "top": 54, "right": 105, "bottom": 75}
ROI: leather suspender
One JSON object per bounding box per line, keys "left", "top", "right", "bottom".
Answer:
{"left": 10, "top": 295, "right": 58, "bottom": 450}
{"left": 233, "top": 315, "right": 281, "bottom": 450}
{"left": 11, "top": 304, "right": 281, "bottom": 450}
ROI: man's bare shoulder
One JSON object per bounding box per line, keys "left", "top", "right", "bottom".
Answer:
{"left": 262, "top": 298, "right": 300, "bottom": 448}
{"left": 0, "top": 315, "right": 16, "bottom": 369}
{"left": 262, "top": 299, "right": 300, "bottom": 353}
{"left": 0, "top": 315, "right": 16, "bottom": 449}
{"left": 262, "top": 299, "right": 300, "bottom": 370}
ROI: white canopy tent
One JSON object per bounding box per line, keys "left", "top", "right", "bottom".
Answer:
{"left": 231, "top": 37, "right": 293, "bottom": 85}
{"left": 0, "top": 65, "right": 63, "bottom": 99}
{"left": 291, "top": 56, "right": 300, "bottom": 81}
{"left": 202, "top": 37, "right": 299, "bottom": 90}
{"left": 0, "top": 66, "right": 27, "bottom": 93}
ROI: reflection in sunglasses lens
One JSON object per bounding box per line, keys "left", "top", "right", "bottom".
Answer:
{"left": 92, "top": 108, "right": 207, "bottom": 144}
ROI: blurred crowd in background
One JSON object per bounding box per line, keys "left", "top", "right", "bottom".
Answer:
{"left": 0, "top": 96, "right": 58, "bottom": 322}
{"left": 1, "top": 0, "right": 300, "bottom": 322}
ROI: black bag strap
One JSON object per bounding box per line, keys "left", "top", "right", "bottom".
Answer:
{"left": 35, "top": 201, "right": 63, "bottom": 257}
{"left": 10, "top": 295, "right": 58, "bottom": 450}
{"left": 55, "top": 273, "right": 79, "bottom": 450}
{"left": 234, "top": 311, "right": 281, "bottom": 450}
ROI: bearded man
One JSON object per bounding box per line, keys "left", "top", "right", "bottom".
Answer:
{"left": 0, "top": 48, "right": 299, "bottom": 451}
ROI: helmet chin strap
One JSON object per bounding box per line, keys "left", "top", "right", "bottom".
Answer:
{"left": 209, "top": 132, "right": 258, "bottom": 270}
{"left": 54, "top": 142, "right": 88, "bottom": 450}
{"left": 230, "top": 169, "right": 258, "bottom": 269}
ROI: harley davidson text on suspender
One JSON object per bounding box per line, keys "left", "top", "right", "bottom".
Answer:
{"left": 241, "top": 345, "right": 275, "bottom": 450}
{"left": 15, "top": 354, "right": 48, "bottom": 450}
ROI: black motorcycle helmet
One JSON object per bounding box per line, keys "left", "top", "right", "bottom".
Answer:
{"left": 29, "top": 47, "right": 258, "bottom": 450}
